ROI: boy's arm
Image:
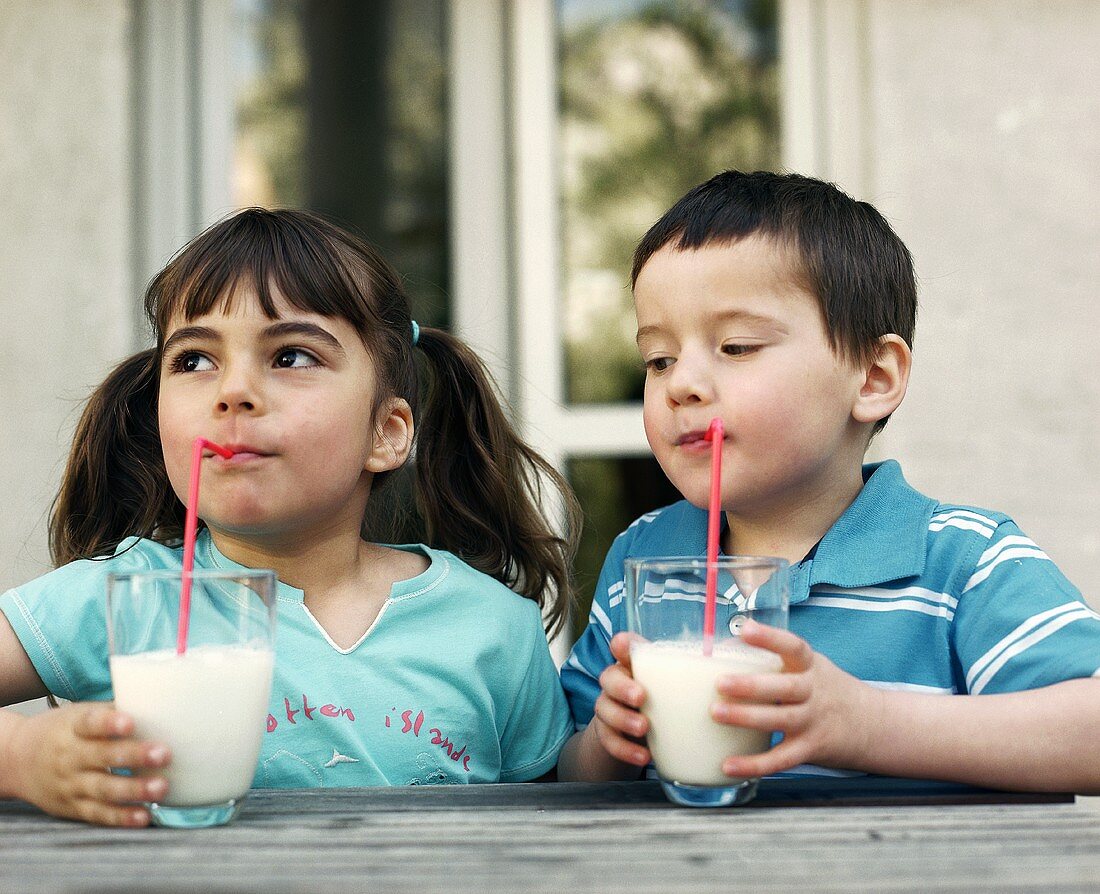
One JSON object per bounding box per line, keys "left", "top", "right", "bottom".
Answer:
{"left": 557, "top": 634, "right": 649, "bottom": 782}
{"left": 715, "top": 621, "right": 1100, "bottom": 792}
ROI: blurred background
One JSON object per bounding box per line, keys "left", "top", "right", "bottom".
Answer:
{"left": 2, "top": 1, "right": 1098, "bottom": 662}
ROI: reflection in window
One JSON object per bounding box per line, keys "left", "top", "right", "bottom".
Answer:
{"left": 560, "top": 0, "right": 779, "bottom": 405}
{"left": 568, "top": 456, "right": 682, "bottom": 639}
{"left": 232, "top": 0, "right": 449, "bottom": 328}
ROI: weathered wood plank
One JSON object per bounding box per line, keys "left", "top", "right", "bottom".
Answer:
{"left": 1, "top": 785, "right": 1097, "bottom": 894}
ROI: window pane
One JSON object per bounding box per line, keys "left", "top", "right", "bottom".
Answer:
{"left": 232, "top": 0, "right": 449, "bottom": 328}
{"left": 559, "top": 0, "right": 780, "bottom": 404}
{"left": 568, "top": 455, "right": 682, "bottom": 640}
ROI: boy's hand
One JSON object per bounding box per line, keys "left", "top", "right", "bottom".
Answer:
{"left": 711, "top": 620, "right": 878, "bottom": 778}
{"left": 589, "top": 632, "right": 651, "bottom": 768}
{"left": 3, "top": 702, "right": 170, "bottom": 827}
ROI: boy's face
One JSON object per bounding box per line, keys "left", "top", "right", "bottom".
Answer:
{"left": 634, "top": 236, "right": 869, "bottom": 517}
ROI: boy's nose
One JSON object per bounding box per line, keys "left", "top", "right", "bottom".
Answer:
{"left": 665, "top": 356, "right": 713, "bottom": 407}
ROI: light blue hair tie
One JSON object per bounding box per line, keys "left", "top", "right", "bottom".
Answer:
{"left": 410, "top": 319, "right": 420, "bottom": 346}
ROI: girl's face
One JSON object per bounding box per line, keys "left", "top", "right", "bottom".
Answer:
{"left": 157, "top": 285, "right": 411, "bottom": 541}
{"left": 634, "top": 237, "right": 869, "bottom": 520}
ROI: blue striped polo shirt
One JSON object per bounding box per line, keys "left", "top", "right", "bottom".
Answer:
{"left": 561, "top": 460, "right": 1100, "bottom": 773}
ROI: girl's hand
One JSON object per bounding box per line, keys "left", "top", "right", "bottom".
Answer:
{"left": 4, "top": 702, "right": 170, "bottom": 826}
{"left": 589, "top": 632, "right": 651, "bottom": 768}
{"left": 711, "top": 620, "right": 879, "bottom": 778}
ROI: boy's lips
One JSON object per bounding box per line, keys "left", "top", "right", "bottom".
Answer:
{"left": 675, "top": 428, "right": 727, "bottom": 453}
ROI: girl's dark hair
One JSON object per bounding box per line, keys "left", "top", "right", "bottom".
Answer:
{"left": 632, "top": 170, "right": 917, "bottom": 433}
{"left": 49, "top": 208, "right": 579, "bottom": 637}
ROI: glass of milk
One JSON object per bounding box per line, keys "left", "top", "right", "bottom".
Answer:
{"left": 106, "top": 569, "right": 277, "bottom": 828}
{"left": 624, "top": 556, "right": 789, "bottom": 807}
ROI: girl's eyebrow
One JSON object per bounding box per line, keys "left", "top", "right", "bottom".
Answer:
{"left": 162, "top": 325, "right": 219, "bottom": 355}
{"left": 262, "top": 321, "right": 346, "bottom": 357}
{"left": 162, "top": 321, "right": 347, "bottom": 358}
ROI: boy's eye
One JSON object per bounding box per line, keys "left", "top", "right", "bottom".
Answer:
{"left": 645, "top": 356, "right": 673, "bottom": 373}
{"left": 274, "top": 348, "right": 319, "bottom": 369}
{"left": 722, "top": 343, "right": 758, "bottom": 357}
{"left": 172, "top": 352, "right": 214, "bottom": 373}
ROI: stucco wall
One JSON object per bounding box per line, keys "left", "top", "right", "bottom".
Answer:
{"left": 0, "top": 1, "right": 134, "bottom": 591}
{"left": 863, "top": 0, "right": 1100, "bottom": 605}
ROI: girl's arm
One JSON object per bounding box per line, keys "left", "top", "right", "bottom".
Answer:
{"left": 715, "top": 621, "right": 1100, "bottom": 793}
{"left": 0, "top": 614, "right": 170, "bottom": 825}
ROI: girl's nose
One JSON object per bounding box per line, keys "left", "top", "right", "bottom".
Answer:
{"left": 214, "top": 366, "right": 263, "bottom": 415}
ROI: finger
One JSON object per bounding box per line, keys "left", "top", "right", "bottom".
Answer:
{"left": 77, "top": 797, "right": 153, "bottom": 829}
{"left": 594, "top": 692, "right": 648, "bottom": 739}
{"left": 716, "top": 671, "right": 812, "bottom": 705}
{"left": 82, "top": 769, "right": 169, "bottom": 807}
{"left": 739, "top": 620, "right": 814, "bottom": 672}
{"left": 608, "top": 631, "right": 644, "bottom": 668}
{"left": 72, "top": 703, "right": 134, "bottom": 740}
{"left": 593, "top": 719, "right": 650, "bottom": 767}
{"left": 598, "top": 663, "right": 645, "bottom": 708}
{"left": 710, "top": 698, "right": 807, "bottom": 734}
{"left": 722, "top": 738, "right": 810, "bottom": 779}
{"left": 94, "top": 739, "right": 171, "bottom": 772}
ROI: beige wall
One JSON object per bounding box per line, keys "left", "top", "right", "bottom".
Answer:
{"left": 0, "top": 1, "right": 134, "bottom": 591}
{"left": 784, "top": 0, "right": 1100, "bottom": 605}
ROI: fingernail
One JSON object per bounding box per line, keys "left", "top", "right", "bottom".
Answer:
{"left": 147, "top": 778, "right": 168, "bottom": 798}
{"left": 148, "top": 745, "right": 169, "bottom": 764}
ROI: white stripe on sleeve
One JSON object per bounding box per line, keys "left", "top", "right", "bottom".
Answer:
{"left": 969, "top": 607, "right": 1096, "bottom": 694}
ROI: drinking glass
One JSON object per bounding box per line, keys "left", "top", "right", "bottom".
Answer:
{"left": 624, "top": 556, "right": 789, "bottom": 807}
{"left": 106, "top": 569, "right": 276, "bottom": 828}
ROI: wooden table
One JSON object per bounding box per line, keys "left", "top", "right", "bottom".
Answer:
{"left": 2, "top": 780, "right": 1098, "bottom": 892}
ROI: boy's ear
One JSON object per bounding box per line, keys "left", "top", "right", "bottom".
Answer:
{"left": 852, "top": 335, "right": 911, "bottom": 425}
{"left": 365, "top": 397, "right": 415, "bottom": 473}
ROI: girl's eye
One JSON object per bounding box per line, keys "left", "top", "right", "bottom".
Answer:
{"left": 274, "top": 348, "right": 319, "bottom": 369}
{"left": 645, "top": 356, "right": 673, "bottom": 373}
{"left": 171, "top": 352, "right": 214, "bottom": 373}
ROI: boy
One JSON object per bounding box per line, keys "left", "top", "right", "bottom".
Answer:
{"left": 558, "top": 170, "right": 1100, "bottom": 790}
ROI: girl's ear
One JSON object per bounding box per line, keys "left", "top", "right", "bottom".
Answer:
{"left": 365, "top": 398, "right": 415, "bottom": 473}
{"left": 852, "top": 334, "right": 911, "bottom": 425}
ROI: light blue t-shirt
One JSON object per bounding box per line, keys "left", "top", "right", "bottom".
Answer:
{"left": 563, "top": 460, "right": 1100, "bottom": 776}
{"left": 1, "top": 530, "right": 572, "bottom": 786}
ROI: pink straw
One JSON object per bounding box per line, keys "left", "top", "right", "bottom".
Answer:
{"left": 703, "top": 417, "right": 724, "bottom": 656}
{"left": 177, "top": 437, "right": 234, "bottom": 655}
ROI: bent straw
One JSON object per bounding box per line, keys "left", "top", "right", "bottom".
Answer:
{"left": 177, "top": 437, "right": 234, "bottom": 655}
{"left": 703, "top": 417, "right": 724, "bottom": 656}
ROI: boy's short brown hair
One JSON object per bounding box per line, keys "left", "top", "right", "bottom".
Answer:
{"left": 632, "top": 170, "right": 917, "bottom": 369}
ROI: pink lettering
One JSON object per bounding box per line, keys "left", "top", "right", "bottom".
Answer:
{"left": 266, "top": 714, "right": 278, "bottom": 732}
{"left": 429, "top": 728, "right": 443, "bottom": 745}
{"left": 450, "top": 744, "right": 466, "bottom": 763}
{"left": 339, "top": 707, "right": 355, "bottom": 722}
{"left": 401, "top": 710, "right": 415, "bottom": 733}
{"left": 463, "top": 754, "right": 471, "bottom": 772}
{"left": 321, "top": 704, "right": 340, "bottom": 718}
{"left": 284, "top": 697, "right": 299, "bottom": 724}
{"left": 413, "top": 710, "right": 424, "bottom": 737}
{"left": 384, "top": 714, "right": 391, "bottom": 727}
{"left": 302, "top": 695, "right": 316, "bottom": 720}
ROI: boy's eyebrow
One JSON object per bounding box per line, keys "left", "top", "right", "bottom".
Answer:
{"left": 162, "top": 321, "right": 347, "bottom": 358}
{"left": 636, "top": 311, "right": 786, "bottom": 344}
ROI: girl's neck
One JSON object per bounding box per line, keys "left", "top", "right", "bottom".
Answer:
{"left": 206, "top": 523, "right": 370, "bottom": 595}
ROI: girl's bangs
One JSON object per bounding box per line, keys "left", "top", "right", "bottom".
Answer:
{"left": 153, "top": 210, "right": 371, "bottom": 340}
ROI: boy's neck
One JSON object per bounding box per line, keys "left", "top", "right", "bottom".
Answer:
{"left": 721, "top": 462, "right": 866, "bottom": 565}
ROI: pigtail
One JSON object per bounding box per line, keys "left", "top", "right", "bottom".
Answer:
{"left": 48, "top": 349, "right": 182, "bottom": 565}
{"left": 412, "top": 327, "right": 581, "bottom": 639}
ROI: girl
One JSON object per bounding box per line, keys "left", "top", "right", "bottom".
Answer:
{"left": 0, "top": 208, "right": 580, "bottom": 826}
